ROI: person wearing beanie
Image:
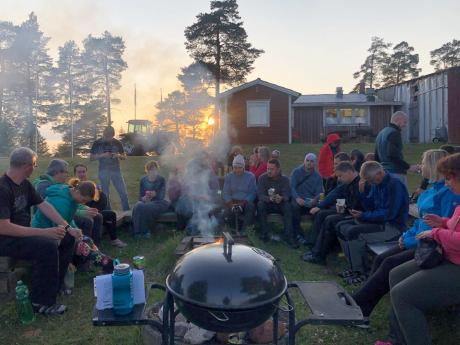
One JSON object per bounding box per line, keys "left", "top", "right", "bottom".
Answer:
{"left": 290, "top": 153, "right": 323, "bottom": 244}
{"left": 222, "top": 154, "right": 257, "bottom": 234}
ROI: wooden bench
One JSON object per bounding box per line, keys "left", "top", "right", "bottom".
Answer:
{"left": 267, "top": 213, "right": 311, "bottom": 224}
{"left": 115, "top": 210, "right": 133, "bottom": 227}
{"left": 366, "top": 241, "right": 399, "bottom": 256}
{"left": 0, "top": 257, "right": 30, "bottom": 297}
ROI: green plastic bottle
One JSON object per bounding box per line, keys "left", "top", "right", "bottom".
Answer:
{"left": 16, "top": 281, "right": 35, "bottom": 325}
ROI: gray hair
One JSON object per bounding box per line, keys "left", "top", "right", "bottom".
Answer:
{"left": 9, "top": 147, "right": 37, "bottom": 168}
{"left": 360, "top": 161, "right": 384, "bottom": 179}
{"left": 47, "top": 159, "right": 69, "bottom": 176}
{"left": 391, "top": 111, "right": 408, "bottom": 123}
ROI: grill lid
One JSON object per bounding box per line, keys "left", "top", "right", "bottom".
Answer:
{"left": 166, "top": 235, "right": 287, "bottom": 310}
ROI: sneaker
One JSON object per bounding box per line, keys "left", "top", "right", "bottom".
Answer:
{"left": 270, "top": 234, "right": 281, "bottom": 242}
{"left": 32, "top": 303, "right": 67, "bottom": 315}
{"left": 143, "top": 232, "right": 151, "bottom": 239}
{"left": 111, "top": 238, "right": 128, "bottom": 248}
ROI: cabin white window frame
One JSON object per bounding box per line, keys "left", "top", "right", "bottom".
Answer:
{"left": 247, "top": 100, "right": 270, "bottom": 127}
{"left": 323, "top": 106, "right": 370, "bottom": 126}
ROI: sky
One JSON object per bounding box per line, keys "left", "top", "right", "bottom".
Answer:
{"left": 2, "top": 0, "right": 459, "bottom": 149}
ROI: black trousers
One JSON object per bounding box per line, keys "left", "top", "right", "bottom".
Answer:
{"left": 305, "top": 208, "right": 336, "bottom": 247}
{"left": 74, "top": 213, "right": 103, "bottom": 246}
{"left": 0, "top": 233, "right": 75, "bottom": 306}
{"left": 100, "top": 210, "right": 118, "bottom": 240}
{"left": 352, "top": 245, "right": 415, "bottom": 317}
{"left": 291, "top": 200, "right": 311, "bottom": 238}
{"left": 223, "top": 203, "right": 255, "bottom": 233}
{"left": 257, "top": 200, "right": 293, "bottom": 239}
{"left": 311, "top": 213, "right": 350, "bottom": 258}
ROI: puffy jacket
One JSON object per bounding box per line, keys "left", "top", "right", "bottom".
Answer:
{"left": 32, "top": 184, "right": 78, "bottom": 228}
{"left": 318, "top": 133, "right": 341, "bottom": 178}
{"left": 375, "top": 123, "right": 410, "bottom": 174}
{"left": 402, "top": 181, "right": 460, "bottom": 248}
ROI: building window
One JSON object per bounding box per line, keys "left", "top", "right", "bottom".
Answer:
{"left": 324, "top": 107, "right": 369, "bottom": 126}
{"left": 247, "top": 100, "right": 270, "bottom": 127}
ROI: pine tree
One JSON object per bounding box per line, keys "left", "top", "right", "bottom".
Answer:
{"left": 381, "top": 41, "right": 420, "bottom": 86}
{"left": 36, "top": 130, "right": 50, "bottom": 156}
{"left": 184, "top": 0, "right": 264, "bottom": 101}
{"left": 0, "top": 117, "right": 16, "bottom": 156}
{"left": 49, "top": 40, "right": 88, "bottom": 157}
{"left": 353, "top": 37, "right": 391, "bottom": 89}
{"left": 82, "top": 31, "right": 127, "bottom": 125}
{"left": 10, "top": 13, "right": 54, "bottom": 149}
{"left": 430, "top": 39, "right": 460, "bottom": 71}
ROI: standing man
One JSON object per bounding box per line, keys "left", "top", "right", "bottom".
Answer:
{"left": 375, "top": 111, "right": 416, "bottom": 185}
{"left": 90, "top": 126, "right": 130, "bottom": 211}
{"left": 257, "top": 159, "right": 298, "bottom": 248}
{"left": 290, "top": 153, "right": 323, "bottom": 244}
{"left": 0, "top": 148, "right": 82, "bottom": 315}
{"left": 222, "top": 154, "right": 257, "bottom": 234}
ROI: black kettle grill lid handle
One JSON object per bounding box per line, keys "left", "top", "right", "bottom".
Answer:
{"left": 223, "top": 232, "right": 234, "bottom": 260}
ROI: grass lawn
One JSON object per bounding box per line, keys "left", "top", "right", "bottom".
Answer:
{"left": 1, "top": 143, "right": 459, "bottom": 345}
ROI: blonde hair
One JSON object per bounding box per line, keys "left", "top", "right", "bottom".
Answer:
{"left": 145, "top": 160, "right": 160, "bottom": 173}
{"left": 422, "top": 149, "right": 449, "bottom": 182}
{"left": 68, "top": 178, "right": 98, "bottom": 201}
{"left": 258, "top": 146, "right": 270, "bottom": 162}
{"left": 360, "top": 161, "right": 384, "bottom": 179}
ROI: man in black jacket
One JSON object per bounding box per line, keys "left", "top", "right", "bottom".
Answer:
{"left": 257, "top": 159, "right": 298, "bottom": 248}
{"left": 302, "top": 162, "right": 362, "bottom": 263}
{"left": 375, "top": 111, "right": 416, "bottom": 186}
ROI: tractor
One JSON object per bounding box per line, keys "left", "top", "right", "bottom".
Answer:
{"left": 119, "top": 119, "right": 178, "bottom": 156}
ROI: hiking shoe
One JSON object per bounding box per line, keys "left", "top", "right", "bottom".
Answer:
{"left": 111, "top": 238, "right": 128, "bottom": 248}
{"left": 32, "top": 303, "right": 67, "bottom": 315}
{"left": 142, "top": 232, "right": 151, "bottom": 239}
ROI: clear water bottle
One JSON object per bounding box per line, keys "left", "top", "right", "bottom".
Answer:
{"left": 16, "top": 280, "right": 35, "bottom": 325}
{"left": 112, "top": 260, "right": 134, "bottom": 316}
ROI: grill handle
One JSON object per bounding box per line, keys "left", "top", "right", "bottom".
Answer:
{"left": 223, "top": 232, "right": 235, "bottom": 259}
{"left": 208, "top": 310, "right": 230, "bottom": 322}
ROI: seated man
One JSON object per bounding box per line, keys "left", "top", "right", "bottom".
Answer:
{"left": 302, "top": 162, "right": 363, "bottom": 264}
{"left": 305, "top": 152, "right": 351, "bottom": 246}
{"left": 34, "top": 159, "right": 102, "bottom": 246}
{"left": 0, "top": 148, "right": 82, "bottom": 315}
{"left": 290, "top": 153, "right": 323, "bottom": 244}
{"left": 222, "top": 155, "right": 257, "bottom": 234}
{"left": 257, "top": 159, "right": 298, "bottom": 248}
{"left": 132, "top": 160, "right": 169, "bottom": 239}
{"left": 337, "top": 161, "right": 409, "bottom": 283}
{"left": 74, "top": 164, "right": 127, "bottom": 248}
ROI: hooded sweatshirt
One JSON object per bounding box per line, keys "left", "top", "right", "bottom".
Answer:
{"left": 318, "top": 133, "right": 341, "bottom": 178}
{"left": 32, "top": 184, "right": 78, "bottom": 228}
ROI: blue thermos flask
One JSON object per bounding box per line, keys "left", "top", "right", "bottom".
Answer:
{"left": 112, "top": 259, "right": 134, "bottom": 315}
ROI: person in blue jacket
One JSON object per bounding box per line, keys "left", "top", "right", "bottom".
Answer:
{"left": 352, "top": 149, "right": 460, "bottom": 325}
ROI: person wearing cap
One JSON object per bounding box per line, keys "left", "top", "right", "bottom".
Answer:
{"left": 318, "top": 133, "right": 341, "bottom": 183}
{"left": 33, "top": 159, "right": 103, "bottom": 247}
{"left": 290, "top": 153, "right": 323, "bottom": 244}
{"left": 271, "top": 150, "right": 281, "bottom": 160}
{"left": 90, "top": 126, "right": 130, "bottom": 211}
{"left": 222, "top": 155, "right": 257, "bottom": 234}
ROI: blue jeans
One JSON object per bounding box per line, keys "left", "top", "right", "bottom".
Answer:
{"left": 98, "top": 169, "right": 130, "bottom": 211}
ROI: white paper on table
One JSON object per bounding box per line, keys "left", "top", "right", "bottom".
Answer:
{"left": 94, "top": 269, "right": 145, "bottom": 310}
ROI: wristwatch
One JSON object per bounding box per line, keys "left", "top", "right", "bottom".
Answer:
{"left": 64, "top": 224, "right": 70, "bottom": 231}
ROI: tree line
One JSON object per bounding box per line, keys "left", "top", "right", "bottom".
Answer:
{"left": 353, "top": 36, "right": 460, "bottom": 90}
{"left": 0, "top": 12, "right": 126, "bottom": 156}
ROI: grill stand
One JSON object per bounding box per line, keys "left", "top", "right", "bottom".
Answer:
{"left": 93, "top": 281, "right": 364, "bottom": 345}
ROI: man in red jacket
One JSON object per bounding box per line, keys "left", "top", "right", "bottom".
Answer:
{"left": 318, "top": 133, "right": 341, "bottom": 178}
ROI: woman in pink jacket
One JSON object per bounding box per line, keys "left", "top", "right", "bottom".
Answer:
{"left": 378, "top": 153, "right": 460, "bottom": 345}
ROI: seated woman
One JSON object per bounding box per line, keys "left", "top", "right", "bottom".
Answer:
{"left": 353, "top": 149, "right": 460, "bottom": 326}
{"left": 376, "top": 153, "right": 460, "bottom": 345}
{"left": 249, "top": 146, "right": 270, "bottom": 180}
{"left": 132, "top": 160, "right": 169, "bottom": 239}
{"left": 32, "top": 179, "right": 113, "bottom": 275}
